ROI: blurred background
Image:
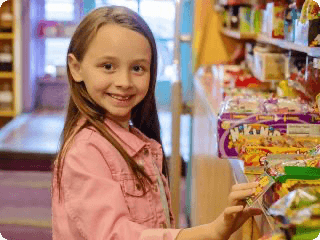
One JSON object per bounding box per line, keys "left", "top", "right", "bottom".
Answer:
{"left": 0, "top": 0, "right": 194, "bottom": 239}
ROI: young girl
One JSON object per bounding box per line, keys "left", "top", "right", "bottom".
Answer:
{"left": 51, "top": 6, "right": 262, "bottom": 240}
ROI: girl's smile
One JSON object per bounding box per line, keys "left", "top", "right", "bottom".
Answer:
{"left": 106, "top": 92, "right": 135, "bottom": 106}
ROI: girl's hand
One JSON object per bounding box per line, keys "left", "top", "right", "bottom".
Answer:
{"left": 210, "top": 182, "right": 263, "bottom": 240}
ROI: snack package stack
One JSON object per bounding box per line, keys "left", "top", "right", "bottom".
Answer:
{"left": 237, "top": 135, "right": 320, "bottom": 174}
{"left": 218, "top": 97, "right": 320, "bottom": 159}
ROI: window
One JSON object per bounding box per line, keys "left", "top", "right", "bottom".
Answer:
{"left": 44, "top": 0, "right": 75, "bottom": 73}
{"left": 95, "top": 0, "right": 138, "bottom": 12}
{"left": 45, "top": 39, "right": 70, "bottom": 69}
{"left": 95, "top": 0, "right": 175, "bottom": 82}
{"left": 45, "top": 0, "right": 75, "bottom": 21}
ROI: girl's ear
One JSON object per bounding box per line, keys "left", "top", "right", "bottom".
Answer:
{"left": 68, "top": 53, "right": 83, "bottom": 82}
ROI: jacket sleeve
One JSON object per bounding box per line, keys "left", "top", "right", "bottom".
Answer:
{"left": 62, "top": 139, "right": 182, "bottom": 240}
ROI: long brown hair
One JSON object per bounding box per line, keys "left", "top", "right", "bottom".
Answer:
{"left": 53, "top": 6, "right": 169, "bottom": 202}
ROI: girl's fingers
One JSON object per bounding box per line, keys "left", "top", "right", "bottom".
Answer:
{"left": 242, "top": 207, "right": 263, "bottom": 217}
{"left": 231, "top": 182, "right": 259, "bottom": 192}
{"left": 224, "top": 205, "right": 244, "bottom": 222}
{"left": 228, "top": 188, "right": 255, "bottom": 203}
{"left": 232, "top": 208, "right": 263, "bottom": 231}
{"left": 224, "top": 205, "right": 244, "bottom": 215}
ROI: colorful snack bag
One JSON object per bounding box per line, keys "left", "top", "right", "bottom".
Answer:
{"left": 268, "top": 187, "right": 320, "bottom": 228}
{"left": 265, "top": 158, "right": 320, "bottom": 177}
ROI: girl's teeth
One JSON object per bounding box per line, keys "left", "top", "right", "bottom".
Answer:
{"left": 110, "top": 94, "right": 130, "bottom": 100}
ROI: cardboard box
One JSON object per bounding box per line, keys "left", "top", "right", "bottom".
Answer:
{"left": 253, "top": 50, "right": 286, "bottom": 81}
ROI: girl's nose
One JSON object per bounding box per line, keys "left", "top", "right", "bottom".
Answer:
{"left": 115, "top": 70, "right": 133, "bottom": 89}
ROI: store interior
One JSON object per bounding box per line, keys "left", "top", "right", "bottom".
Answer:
{"left": 1, "top": 0, "right": 320, "bottom": 239}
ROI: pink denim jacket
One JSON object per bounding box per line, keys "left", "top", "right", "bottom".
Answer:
{"left": 51, "top": 117, "right": 182, "bottom": 239}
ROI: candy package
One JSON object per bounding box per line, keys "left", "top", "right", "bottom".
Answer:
{"left": 263, "top": 98, "right": 312, "bottom": 114}
{"left": 241, "top": 146, "right": 311, "bottom": 174}
{"left": 236, "top": 135, "right": 320, "bottom": 153}
{"left": 269, "top": 187, "right": 320, "bottom": 228}
{"left": 246, "top": 172, "right": 275, "bottom": 206}
{"left": 265, "top": 158, "right": 320, "bottom": 177}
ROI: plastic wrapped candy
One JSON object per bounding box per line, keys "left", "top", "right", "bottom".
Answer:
{"left": 265, "top": 158, "right": 320, "bottom": 177}
{"left": 268, "top": 187, "right": 320, "bottom": 227}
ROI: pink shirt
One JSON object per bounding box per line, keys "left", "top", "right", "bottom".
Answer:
{"left": 51, "top": 117, "right": 182, "bottom": 239}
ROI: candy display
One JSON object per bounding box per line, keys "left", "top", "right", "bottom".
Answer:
{"left": 203, "top": 7, "right": 320, "bottom": 232}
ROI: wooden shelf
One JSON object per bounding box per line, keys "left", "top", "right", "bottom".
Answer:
{"left": 0, "top": 33, "right": 14, "bottom": 39}
{"left": 0, "top": 110, "right": 15, "bottom": 117}
{"left": 221, "top": 28, "right": 256, "bottom": 40}
{"left": 256, "top": 34, "right": 320, "bottom": 57}
{"left": 0, "top": 72, "right": 14, "bottom": 78}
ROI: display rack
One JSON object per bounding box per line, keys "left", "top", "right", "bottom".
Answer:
{"left": 0, "top": 0, "right": 22, "bottom": 126}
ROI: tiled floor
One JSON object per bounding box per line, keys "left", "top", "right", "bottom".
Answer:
{"left": 0, "top": 110, "right": 191, "bottom": 238}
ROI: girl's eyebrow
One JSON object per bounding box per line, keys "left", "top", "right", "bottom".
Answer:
{"left": 96, "top": 56, "right": 150, "bottom": 64}
{"left": 134, "top": 59, "right": 151, "bottom": 64}
{"left": 96, "top": 56, "right": 118, "bottom": 61}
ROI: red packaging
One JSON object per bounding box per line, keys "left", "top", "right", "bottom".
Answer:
{"left": 305, "top": 56, "right": 320, "bottom": 99}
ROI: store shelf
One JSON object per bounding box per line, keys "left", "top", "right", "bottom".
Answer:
{"left": 0, "top": 110, "right": 15, "bottom": 117}
{"left": 221, "top": 29, "right": 320, "bottom": 57}
{"left": 0, "top": 72, "right": 14, "bottom": 78}
{"left": 0, "top": 33, "right": 14, "bottom": 39}
{"left": 221, "top": 28, "right": 256, "bottom": 40}
{"left": 256, "top": 34, "right": 320, "bottom": 57}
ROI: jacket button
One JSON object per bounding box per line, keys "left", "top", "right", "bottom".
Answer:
{"left": 138, "top": 160, "right": 144, "bottom": 170}
{"left": 143, "top": 148, "right": 149, "bottom": 156}
{"left": 160, "top": 222, "right": 167, "bottom": 228}
{"left": 136, "top": 183, "right": 142, "bottom": 191}
{"left": 153, "top": 184, "right": 158, "bottom": 192}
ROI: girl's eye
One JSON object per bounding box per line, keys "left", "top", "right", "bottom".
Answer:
{"left": 103, "top": 63, "right": 113, "bottom": 71}
{"left": 133, "top": 65, "right": 144, "bottom": 73}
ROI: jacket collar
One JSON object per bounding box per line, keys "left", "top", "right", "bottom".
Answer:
{"left": 77, "top": 116, "right": 162, "bottom": 162}
{"left": 103, "top": 117, "right": 147, "bottom": 157}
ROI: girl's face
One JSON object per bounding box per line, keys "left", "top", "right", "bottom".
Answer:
{"left": 68, "top": 24, "right": 152, "bottom": 129}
